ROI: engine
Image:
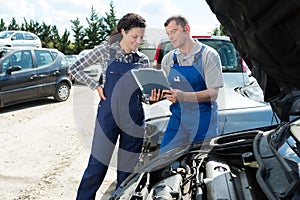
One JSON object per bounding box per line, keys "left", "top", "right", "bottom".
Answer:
{"left": 113, "top": 125, "right": 300, "bottom": 200}
{"left": 144, "top": 154, "right": 263, "bottom": 200}
{"left": 112, "top": 130, "right": 270, "bottom": 200}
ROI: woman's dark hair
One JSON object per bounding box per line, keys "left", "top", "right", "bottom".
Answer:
{"left": 164, "top": 15, "right": 189, "bottom": 28}
{"left": 108, "top": 29, "right": 121, "bottom": 44}
{"left": 117, "top": 13, "right": 146, "bottom": 32}
{"left": 109, "top": 13, "right": 146, "bottom": 44}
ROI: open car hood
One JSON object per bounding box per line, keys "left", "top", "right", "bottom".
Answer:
{"left": 205, "top": 0, "right": 300, "bottom": 121}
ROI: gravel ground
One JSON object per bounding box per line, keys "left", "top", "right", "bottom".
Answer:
{"left": 0, "top": 85, "right": 116, "bottom": 200}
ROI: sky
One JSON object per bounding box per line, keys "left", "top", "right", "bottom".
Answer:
{"left": 0, "top": 0, "right": 220, "bottom": 46}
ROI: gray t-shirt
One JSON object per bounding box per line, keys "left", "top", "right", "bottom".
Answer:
{"left": 161, "top": 40, "right": 224, "bottom": 89}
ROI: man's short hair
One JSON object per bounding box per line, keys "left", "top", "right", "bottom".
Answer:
{"left": 164, "top": 15, "right": 189, "bottom": 28}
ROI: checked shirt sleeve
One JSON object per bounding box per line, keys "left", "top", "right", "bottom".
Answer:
{"left": 69, "top": 44, "right": 110, "bottom": 90}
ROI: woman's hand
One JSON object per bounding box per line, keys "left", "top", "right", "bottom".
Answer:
{"left": 96, "top": 86, "right": 106, "bottom": 100}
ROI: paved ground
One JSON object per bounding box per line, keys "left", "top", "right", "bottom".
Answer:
{"left": 0, "top": 84, "right": 116, "bottom": 200}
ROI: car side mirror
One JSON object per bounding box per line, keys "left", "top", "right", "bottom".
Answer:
{"left": 11, "top": 36, "right": 16, "bottom": 41}
{"left": 6, "top": 66, "right": 22, "bottom": 74}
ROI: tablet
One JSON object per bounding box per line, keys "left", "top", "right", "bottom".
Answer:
{"left": 131, "top": 68, "right": 171, "bottom": 95}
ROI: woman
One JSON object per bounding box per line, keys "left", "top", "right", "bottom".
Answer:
{"left": 69, "top": 13, "right": 150, "bottom": 199}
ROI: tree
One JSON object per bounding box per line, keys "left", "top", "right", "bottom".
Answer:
{"left": 0, "top": 1, "right": 119, "bottom": 54}
{"left": 0, "top": 19, "right": 6, "bottom": 31}
{"left": 58, "top": 29, "right": 71, "bottom": 54}
{"left": 21, "top": 19, "right": 41, "bottom": 34}
{"left": 84, "top": 6, "right": 103, "bottom": 49}
{"left": 39, "top": 22, "right": 52, "bottom": 48}
{"left": 70, "top": 17, "right": 86, "bottom": 54}
{"left": 104, "top": 1, "right": 118, "bottom": 36}
{"left": 70, "top": 2, "right": 117, "bottom": 52}
{"left": 211, "top": 24, "right": 229, "bottom": 36}
{"left": 50, "top": 25, "right": 61, "bottom": 49}
{"left": 7, "top": 17, "right": 19, "bottom": 30}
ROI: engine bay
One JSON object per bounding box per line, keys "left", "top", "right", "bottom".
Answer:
{"left": 111, "top": 120, "right": 300, "bottom": 199}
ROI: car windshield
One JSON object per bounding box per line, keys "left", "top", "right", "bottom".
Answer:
{"left": 0, "top": 31, "right": 14, "bottom": 39}
{"left": 157, "top": 38, "right": 243, "bottom": 73}
{"left": 200, "top": 39, "right": 240, "bottom": 72}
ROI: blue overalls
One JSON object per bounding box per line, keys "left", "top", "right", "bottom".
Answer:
{"left": 160, "top": 45, "right": 218, "bottom": 154}
{"left": 76, "top": 54, "right": 145, "bottom": 200}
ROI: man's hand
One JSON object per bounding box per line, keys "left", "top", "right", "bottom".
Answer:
{"left": 96, "top": 86, "right": 106, "bottom": 100}
{"left": 163, "top": 89, "right": 184, "bottom": 103}
{"left": 149, "top": 88, "right": 164, "bottom": 103}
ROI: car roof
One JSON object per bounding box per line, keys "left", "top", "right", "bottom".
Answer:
{"left": 158, "top": 35, "right": 230, "bottom": 43}
{"left": 0, "top": 47, "right": 62, "bottom": 59}
{"left": 192, "top": 35, "right": 230, "bottom": 40}
{"left": 0, "top": 46, "right": 58, "bottom": 51}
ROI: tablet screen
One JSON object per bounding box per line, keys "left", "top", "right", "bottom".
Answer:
{"left": 131, "top": 68, "right": 171, "bottom": 95}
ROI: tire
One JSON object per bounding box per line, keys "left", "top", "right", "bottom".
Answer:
{"left": 54, "top": 82, "right": 70, "bottom": 102}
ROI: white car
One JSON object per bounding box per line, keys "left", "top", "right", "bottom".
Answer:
{"left": 0, "top": 31, "right": 41, "bottom": 48}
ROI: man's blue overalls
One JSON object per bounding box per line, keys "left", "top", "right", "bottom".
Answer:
{"left": 160, "top": 45, "right": 218, "bottom": 154}
{"left": 76, "top": 53, "right": 145, "bottom": 200}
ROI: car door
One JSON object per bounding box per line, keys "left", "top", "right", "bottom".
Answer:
{"left": 0, "top": 50, "right": 38, "bottom": 107}
{"left": 33, "top": 49, "right": 60, "bottom": 96}
{"left": 11, "top": 32, "right": 25, "bottom": 47}
{"left": 23, "top": 32, "right": 38, "bottom": 47}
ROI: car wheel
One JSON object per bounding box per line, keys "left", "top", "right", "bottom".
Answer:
{"left": 54, "top": 82, "right": 70, "bottom": 102}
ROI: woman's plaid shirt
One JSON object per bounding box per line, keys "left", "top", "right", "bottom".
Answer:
{"left": 69, "top": 41, "right": 150, "bottom": 90}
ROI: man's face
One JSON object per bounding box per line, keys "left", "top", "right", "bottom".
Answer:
{"left": 165, "top": 20, "right": 188, "bottom": 48}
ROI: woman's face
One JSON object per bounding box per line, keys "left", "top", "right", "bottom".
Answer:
{"left": 121, "top": 27, "right": 145, "bottom": 53}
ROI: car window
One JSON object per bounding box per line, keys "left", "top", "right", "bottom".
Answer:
{"left": 51, "top": 51, "right": 58, "bottom": 59}
{"left": 11, "top": 52, "right": 21, "bottom": 67}
{"left": 34, "top": 50, "right": 54, "bottom": 67}
{"left": 1, "top": 58, "right": 12, "bottom": 73}
{"left": 0, "top": 31, "right": 14, "bottom": 39}
{"left": 19, "top": 50, "right": 33, "bottom": 69}
{"left": 1, "top": 50, "right": 33, "bottom": 73}
{"left": 61, "top": 55, "right": 69, "bottom": 67}
{"left": 13, "top": 32, "right": 24, "bottom": 40}
{"left": 157, "top": 42, "right": 174, "bottom": 65}
{"left": 24, "top": 33, "right": 35, "bottom": 40}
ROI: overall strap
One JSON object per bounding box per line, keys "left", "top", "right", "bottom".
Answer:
{"left": 193, "top": 44, "right": 206, "bottom": 64}
{"left": 193, "top": 44, "right": 206, "bottom": 77}
{"left": 173, "top": 51, "right": 178, "bottom": 65}
{"left": 172, "top": 44, "right": 206, "bottom": 66}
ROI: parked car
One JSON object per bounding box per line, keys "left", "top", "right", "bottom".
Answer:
{"left": 153, "top": 35, "right": 249, "bottom": 73}
{"left": 77, "top": 49, "right": 102, "bottom": 83}
{"left": 110, "top": 1, "right": 300, "bottom": 199}
{"left": 0, "top": 31, "right": 41, "bottom": 48}
{"left": 65, "top": 54, "right": 79, "bottom": 65}
{"left": 65, "top": 54, "right": 79, "bottom": 84}
{"left": 0, "top": 47, "right": 72, "bottom": 108}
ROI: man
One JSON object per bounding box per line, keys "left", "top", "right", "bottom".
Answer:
{"left": 151, "top": 15, "right": 224, "bottom": 154}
